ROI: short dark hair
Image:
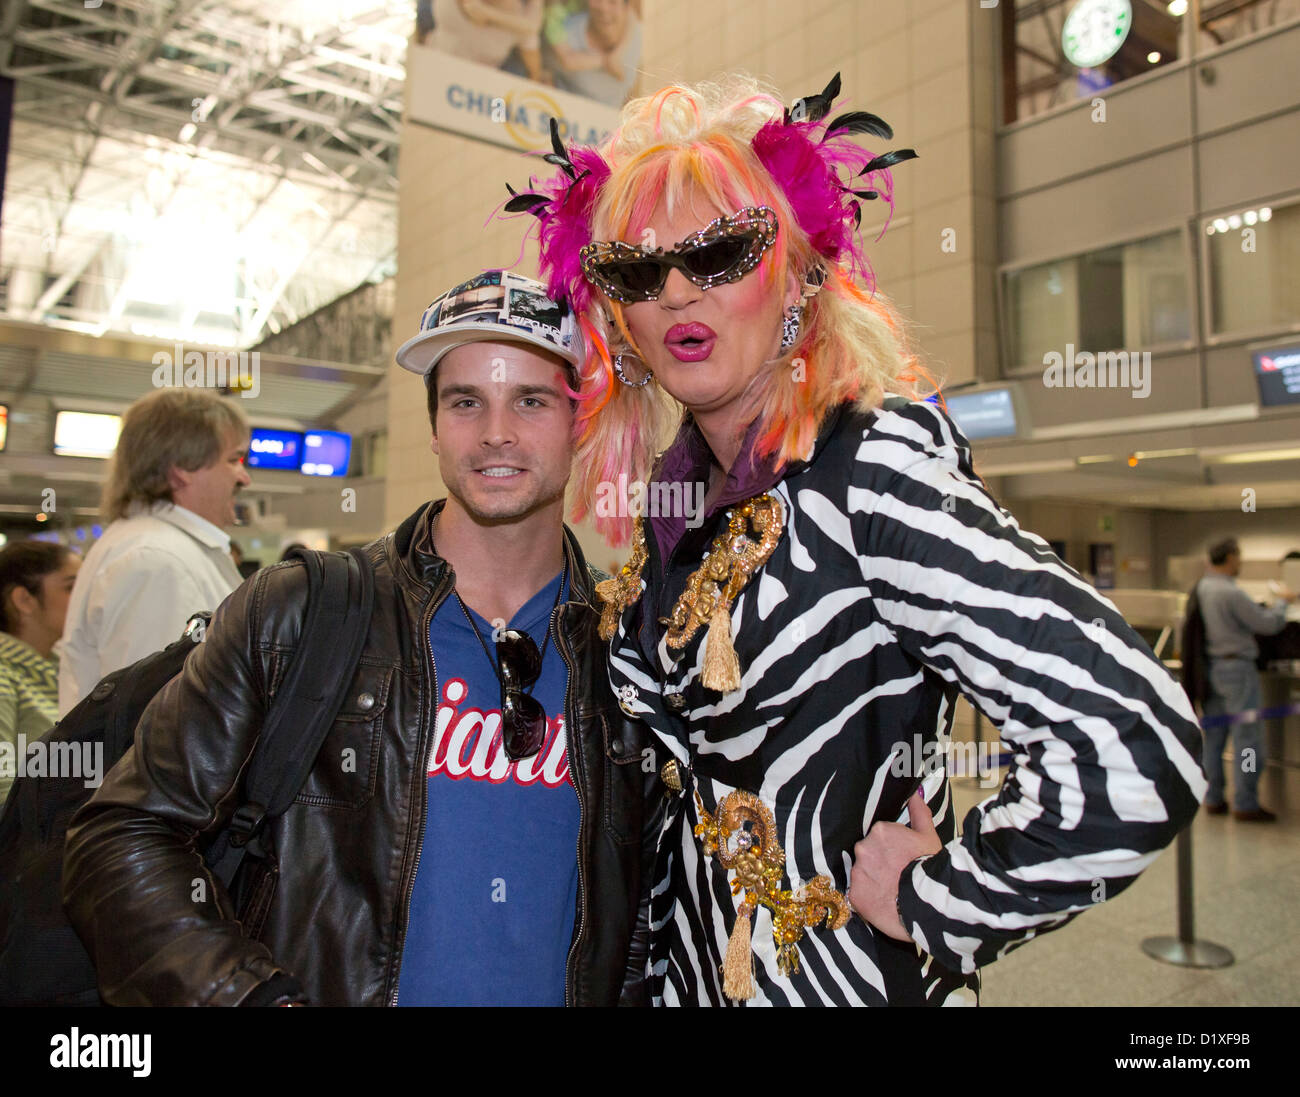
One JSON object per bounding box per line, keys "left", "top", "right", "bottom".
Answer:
{"left": 424, "top": 350, "right": 578, "bottom": 434}
{"left": 1209, "top": 538, "right": 1240, "bottom": 566}
{"left": 0, "top": 541, "right": 73, "bottom": 633}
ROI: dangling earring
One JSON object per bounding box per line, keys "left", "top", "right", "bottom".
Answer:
{"left": 779, "top": 305, "right": 802, "bottom": 351}
{"left": 614, "top": 353, "right": 653, "bottom": 388}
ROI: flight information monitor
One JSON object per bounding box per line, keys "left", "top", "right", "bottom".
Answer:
{"left": 301, "top": 430, "right": 351, "bottom": 477}
{"left": 247, "top": 428, "right": 304, "bottom": 470}
{"left": 1252, "top": 344, "right": 1300, "bottom": 407}
{"left": 944, "top": 386, "right": 1021, "bottom": 440}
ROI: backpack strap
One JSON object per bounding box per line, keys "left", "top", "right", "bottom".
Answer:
{"left": 207, "top": 546, "right": 374, "bottom": 887}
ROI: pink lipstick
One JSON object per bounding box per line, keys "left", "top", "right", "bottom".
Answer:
{"left": 664, "top": 322, "right": 717, "bottom": 362}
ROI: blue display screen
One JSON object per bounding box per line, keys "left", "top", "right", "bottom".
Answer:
{"left": 944, "top": 388, "right": 1019, "bottom": 440}
{"left": 247, "top": 428, "right": 304, "bottom": 470}
{"left": 301, "top": 430, "right": 351, "bottom": 477}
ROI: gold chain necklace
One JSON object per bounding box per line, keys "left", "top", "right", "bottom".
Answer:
{"left": 596, "top": 493, "right": 783, "bottom": 692}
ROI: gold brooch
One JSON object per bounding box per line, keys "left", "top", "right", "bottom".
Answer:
{"left": 596, "top": 493, "right": 784, "bottom": 692}
{"left": 695, "top": 789, "right": 850, "bottom": 1001}
{"left": 595, "top": 517, "right": 648, "bottom": 642}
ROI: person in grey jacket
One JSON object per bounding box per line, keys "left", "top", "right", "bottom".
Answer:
{"left": 1196, "top": 537, "right": 1298, "bottom": 821}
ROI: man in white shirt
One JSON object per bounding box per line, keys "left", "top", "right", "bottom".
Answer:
{"left": 58, "top": 389, "right": 251, "bottom": 715}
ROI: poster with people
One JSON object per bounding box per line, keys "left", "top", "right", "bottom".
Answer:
{"left": 417, "top": 0, "right": 642, "bottom": 109}
{"left": 410, "top": 1, "right": 643, "bottom": 154}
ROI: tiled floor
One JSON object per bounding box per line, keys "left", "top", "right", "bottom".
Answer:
{"left": 947, "top": 755, "right": 1300, "bottom": 1006}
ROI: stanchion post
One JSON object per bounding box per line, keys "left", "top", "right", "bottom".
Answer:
{"left": 1141, "top": 817, "right": 1233, "bottom": 968}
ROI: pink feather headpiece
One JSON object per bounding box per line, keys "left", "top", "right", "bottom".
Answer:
{"left": 504, "top": 120, "right": 611, "bottom": 316}
{"left": 504, "top": 75, "right": 917, "bottom": 307}
{"left": 751, "top": 73, "right": 918, "bottom": 287}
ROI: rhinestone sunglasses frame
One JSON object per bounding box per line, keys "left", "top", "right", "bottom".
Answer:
{"left": 579, "top": 206, "right": 779, "bottom": 303}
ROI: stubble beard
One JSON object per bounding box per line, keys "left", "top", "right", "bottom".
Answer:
{"left": 449, "top": 466, "right": 566, "bottom": 527}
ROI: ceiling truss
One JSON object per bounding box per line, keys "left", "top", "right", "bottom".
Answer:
{"left": 0, "top": 0, "right": 409, "bottom": 346}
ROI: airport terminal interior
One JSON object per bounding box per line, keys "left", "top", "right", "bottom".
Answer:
{"left": 1, "top": 0, "right": 1298, "bottom": 1008}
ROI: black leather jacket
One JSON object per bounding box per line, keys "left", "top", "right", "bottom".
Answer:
{"left": 64, "top": 501, "right": 657, "bottom": 1006}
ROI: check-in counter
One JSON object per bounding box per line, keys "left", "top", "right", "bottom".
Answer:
{"left": 1107, "top": 588, "right": 1299, "bottom": 773}
{"left": 1261, "top": 662, "right": 1300, "bottom": 769}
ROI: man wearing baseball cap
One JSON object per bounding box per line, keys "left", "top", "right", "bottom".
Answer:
{"left": 65, "top": 271, "right": 656, "bottom": 1006}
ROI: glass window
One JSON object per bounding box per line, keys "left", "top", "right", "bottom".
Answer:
{"left": 1206, "top": 197, "right": 1300, "bottom": 336}
{"left": 349, "top": 430, "right": 387, "bottom": 478}
{"left": 1004, "top": 0, "right": 1189, "bottom": 123}
{"left": 1004, "top": 229, "right": 1191, "bottom": 369}
{"left": 369, "top": 430, "right": 387, "bottom": 479}
{"left": 1002, "top": 1, "right": 1300, "bottom": 124}
{"left": 1195, "top": 0, "right": 1300, "bottom": 47}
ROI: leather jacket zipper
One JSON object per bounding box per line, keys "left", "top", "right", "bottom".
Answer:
{"left": 388, "top": 574, "right": 452, "bottom": 1005}
{"left": 552, "top": 595, "right": 586, "bottom": 1008}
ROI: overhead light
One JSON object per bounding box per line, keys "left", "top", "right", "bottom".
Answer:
{"left": 1077, "top": 454, "right": 1115, "bottom": 465}
{"left": 1259, "top": 207, "right": 1272, "bottom": 222}
{"left": 1168, "top": 0, "right": 1188, "bottom": 15}
{"left": 1213, "top": 218, "right": 1229, "bottom": 233}
{"left": 1206, "top": 224, "right": 1216, "bottom": 235}
{"left": 1244, "top": 210, "right": 1258, "bottom": 226}
{"left": 1205, "top": 447, "right": 1300, "bottom": 465}
{"left": 1228, "top": 214, "right": 1242, "bottom": 229}
{"left": 1134, "top": 447, "right": 1197, "bottom": 460}
{"left": 975, "top": 458, "right": 1076, "bottom": 477}
{"left": 1147, "top": 51, "right": 1162, "bottom": 64}
{"left": 1031, "top": 402, "right": 1258, "bottom": 441}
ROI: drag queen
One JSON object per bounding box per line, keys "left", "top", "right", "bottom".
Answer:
{"left": 507, "top": 74, "right": 1207, "bottom": 1005}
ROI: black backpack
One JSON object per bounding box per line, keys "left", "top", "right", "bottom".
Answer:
{"left": 0, "top": 546, "right": 374, "bottom": 1005}
{"left": 1180, "top": 582, "right": 1208, "bottom": 709}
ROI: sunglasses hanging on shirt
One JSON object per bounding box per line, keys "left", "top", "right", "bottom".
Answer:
{"left": 454, "top": 559, "right": 568, "bottom": 762}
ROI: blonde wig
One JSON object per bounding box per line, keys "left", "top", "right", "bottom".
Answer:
{"left": 511, "top": 74, "right": 938, "bottom": 546}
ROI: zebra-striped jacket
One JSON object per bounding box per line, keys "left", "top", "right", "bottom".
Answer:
{"left": 606, "top": 397, "right": 1207, "bottom": 1006}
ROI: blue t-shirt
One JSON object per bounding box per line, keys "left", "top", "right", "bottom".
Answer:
{"left": 396, "top": 570, "right": 578, "bottom": 1005}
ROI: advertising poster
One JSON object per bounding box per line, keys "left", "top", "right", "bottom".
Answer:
{"left": 410, "top": 1, "right": 643, "bottom": 152}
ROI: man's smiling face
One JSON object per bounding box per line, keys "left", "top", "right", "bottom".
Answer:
{"left": 431, "top": 340, "right": 575, "bottom": 523}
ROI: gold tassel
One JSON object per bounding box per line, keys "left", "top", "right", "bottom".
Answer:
{"left": 594, "top": 577, "right": 621, "bottom": 640}
{"left": 701, "top": 603, "right": 742, "bottom": 691}
{"left": 722, "top": 904, "right": 756, "bottom": 1001}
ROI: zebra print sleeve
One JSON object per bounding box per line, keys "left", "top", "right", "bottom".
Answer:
{"left": 850, "top": 400, "right": 1207, "bottom": 975}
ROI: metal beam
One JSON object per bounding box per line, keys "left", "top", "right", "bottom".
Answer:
{"left": 2, "top": 0, "right": 406, "bottom": 345}
{"left": 241, "top": 191, "right": 368, "bottom": 345}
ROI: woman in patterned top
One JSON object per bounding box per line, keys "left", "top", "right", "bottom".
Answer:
{"left": 507, "top": 74, "right": 1207, "bottom": 1005}
{"left": 0, "top": 541, "right": 80, "bottom": 805}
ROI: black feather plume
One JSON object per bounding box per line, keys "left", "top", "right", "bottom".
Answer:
{"left": 822, "top": 110, "right": 894, "bottom": 141}
{"left": 548, "top": 117, "right": 576, "bottom": 179}
{"left": 859, "top": 149, "right": 918, "bottom": 175}
{"left": 503, "top": 184, "right": 550, "bottom": 216}
{"left": 790, "top": 71, "right": 842, "bottom": 125}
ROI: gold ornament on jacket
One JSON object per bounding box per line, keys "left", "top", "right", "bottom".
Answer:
{"left": 596, "top": 493, "right": 784, "bottom": 692}
{"left": 695, "top": 789, "right": 851, "bottom": 1001}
